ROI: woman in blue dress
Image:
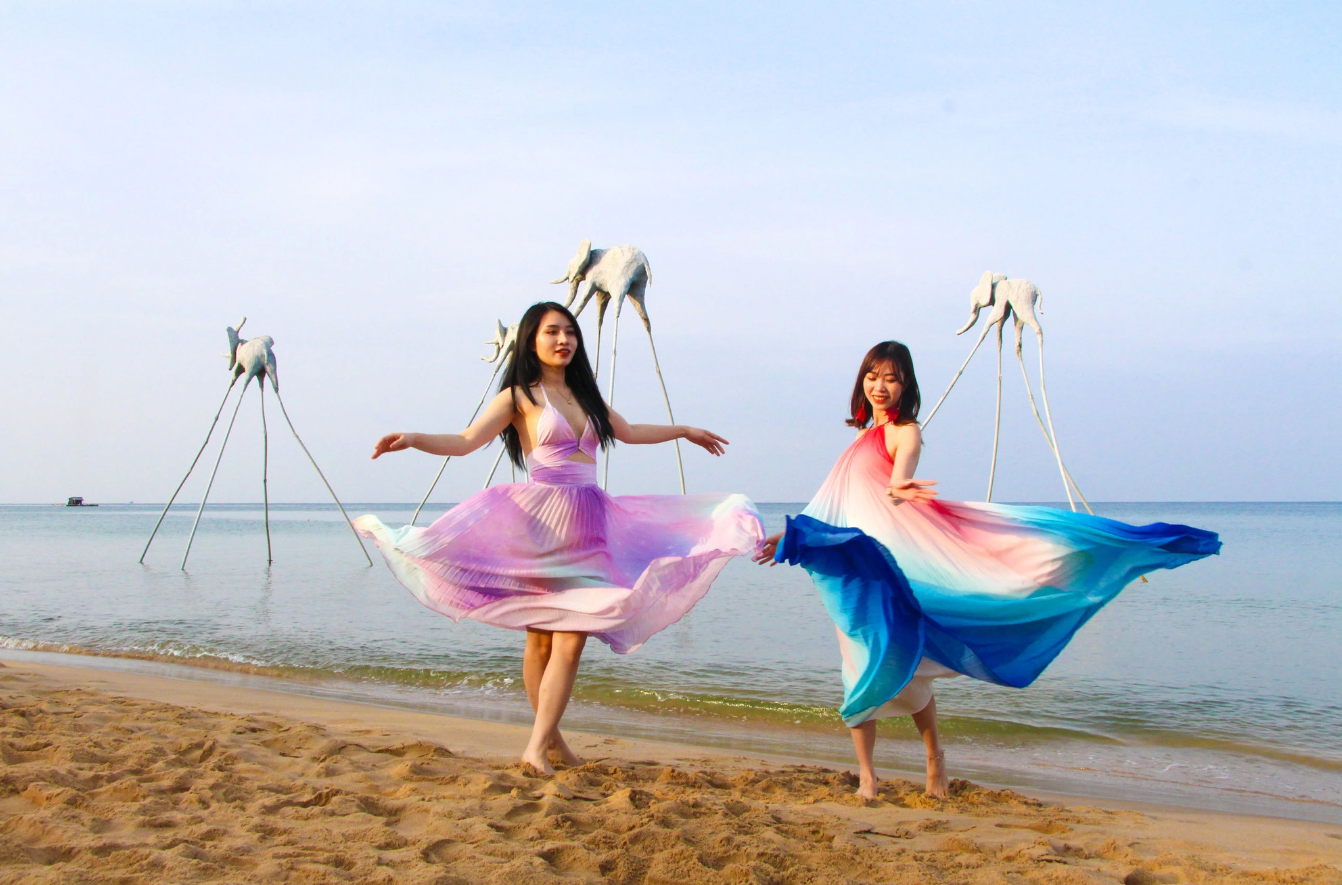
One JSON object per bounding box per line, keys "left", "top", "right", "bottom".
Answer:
{"left": 756, "top": 341, "right": 1220, "bottom": 798}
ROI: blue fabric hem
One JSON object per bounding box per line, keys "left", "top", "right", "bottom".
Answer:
{"left": 777, "top": 510, "right": 1220, "bottom": 722}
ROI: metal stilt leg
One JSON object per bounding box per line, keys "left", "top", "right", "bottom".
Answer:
{"left": 592, "top": 300, "right": 605, "bottom": 376}
{"left": 140, "top": 377, "right": 238, "bottom": 563}
{"left": 182, "top": 380, "right": 250, "bottom": 569}
{"left": 412, "top": 361, "right": 504, "bottom": 526}
{"left": 921, "top": 320, "right": 995, "bottom": 430}
{"left": 987, "top": 323, "right": 1004, "bottom": 502}
{"left": 601, "top": 306, "right": 622, "bottom": 491}
{"left": 1015, "top": 340, "right": 1092, "bottom": 514}
{"left": 1035, "top": 338, "right": 1078, "bottom": 512}
{"left": 260, "top": 383, "right": 272, "bottom": 564}
{"left": 643, "top": 328, "right": 686, "bottom": 494}
{"left": 483, "top": 443, "right": 507, "bottom": 488}
{"left": 274, "top": 391, "right": 373, "bottom": 566}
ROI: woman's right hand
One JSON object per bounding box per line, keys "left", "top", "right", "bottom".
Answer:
{"left": 371, "top": 432, "right": 417, "bottom": 459}
{"left": 887, "top": 479, "right": 938, "bottom": 504}
{"left": 683, "top": 426, "right": 729, "bottom": 456}
{"left": 752, "top": 531, "right": 785, "bottom": 566}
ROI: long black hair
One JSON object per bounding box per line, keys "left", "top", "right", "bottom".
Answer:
{"left": 499, "top": 301, "right": 615, "bottom": 468}
{"left": 847, "top": 340, "right": 921, "bottom": 428}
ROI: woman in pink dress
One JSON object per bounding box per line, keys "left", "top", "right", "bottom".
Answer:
{"left": 357, "top": 302, "right": 762, "bottom": 773}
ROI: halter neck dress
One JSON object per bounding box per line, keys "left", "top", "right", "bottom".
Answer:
{"left": 775, "top": 423, "right": 1221, "bottom": 726}
{"left": 354, "top": 386, "right": 763, "bottom": 654}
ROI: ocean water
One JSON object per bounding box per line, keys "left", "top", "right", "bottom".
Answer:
{"left": 1, "top": 502, "right": 1339, "bottom": 822}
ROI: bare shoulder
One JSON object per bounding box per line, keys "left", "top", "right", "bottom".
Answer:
{"left": 492, "top": 385, "right": 538, "bottom": 416}
{"left": 886, "top": 421, "right": 922, "bottom": 450}
{"left": 510, "top": 384, "right": 543, "bottom": 403}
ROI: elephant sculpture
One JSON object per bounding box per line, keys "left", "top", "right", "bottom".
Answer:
{"left": 140, "top": 318, "right": 371, "bottom": 568}
{"left": 922, "top": 273, "right": 1091, "bottom": 513}
{"left": 958, "top": 272, "right": 1044, "bottom": 356}
{"left": 551, "top": 240, "right": 652, "bottom": 373}
{"left": 228, "top": 325, "right": 278, "bottom": 391}
{"left": 550, "top": 240, "right": 685, "bottom": 493}
{"left": 481, "top": 320, "right": 519, "bottom": 366}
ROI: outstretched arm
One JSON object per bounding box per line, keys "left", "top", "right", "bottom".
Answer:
{"left": 886, "top": 423, "right": 938, "bottom": 504}
{"left": 371, "top": 390, "right": 516, "bottom": 459}
{"left": 752, "top": 531, "right": 785, "bottom": 566}
{"left": 607, "top": 407, "right": 728, "bottom": 456}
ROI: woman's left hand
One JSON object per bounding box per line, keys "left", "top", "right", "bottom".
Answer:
{"left": 684, "top": 427, "right": 729, "bottom": 456}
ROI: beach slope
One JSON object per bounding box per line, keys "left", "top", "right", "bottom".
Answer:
{"left": 1, "top": 659, "right": 1339, "bottom": 884}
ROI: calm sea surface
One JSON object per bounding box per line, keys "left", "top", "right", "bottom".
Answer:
{"left": 2, "top": 502, "right": 1339, "bottom": 822}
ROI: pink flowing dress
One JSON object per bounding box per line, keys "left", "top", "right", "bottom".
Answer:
{"left": 355, "top": 390, "right": 763, "bottom": 654}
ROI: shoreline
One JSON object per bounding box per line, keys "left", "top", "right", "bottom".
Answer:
{"left": 2, "top": 654, "right": 1340, "bottom": 884}
{"left": 8, "top": 493, "right": 1342, "bottom": 826}
{"left": 2, "top": 647, "right": 1339, "bottom": 826}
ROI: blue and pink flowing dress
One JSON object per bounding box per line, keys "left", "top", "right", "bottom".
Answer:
{"left": 776, "top": 425, "right": 1221, "bottom": 726}
{"left": 355, "top": 392, "right": 763, "bottom": 654}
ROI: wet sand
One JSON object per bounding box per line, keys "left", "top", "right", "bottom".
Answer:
{"left": 2, "top": 657, "right": 1340, "bottom": 884}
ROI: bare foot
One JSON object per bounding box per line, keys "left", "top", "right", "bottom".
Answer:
{"left": 548, "top": 734, "right": 584, "bottom": 767}
{"left": 856, "top": 772, "right": 879, "bottom": 800}
{"left": 926, "top": 750, "right": 948, "bottom": 798}
{"left": 519, "top": 748, "right": 555, "bottom": 776}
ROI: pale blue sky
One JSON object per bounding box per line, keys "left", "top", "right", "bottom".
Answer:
{"left": 3, "top": 2, "right": 1339, "bottom": 504}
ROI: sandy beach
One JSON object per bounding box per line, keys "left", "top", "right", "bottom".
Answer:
{"left": 0, "top": 657, "right": 1338, "bottom": 884}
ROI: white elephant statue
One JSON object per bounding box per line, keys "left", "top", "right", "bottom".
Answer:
{"left": 142, "top": 318, "right": 370, "bottom": 569}
{"left": 548, "top": 239, "right": 684, "bottom": 493}
{"left": 227, "top": 324, "right": 278, "bottom": 391}
{"left": 482, "top": 320, "right": 519, "bottom": 366}
{"left": 959, "top": 271, "right": 1044, "bottom": 354}
{"left": 923, "top": 272, "right": 1090, "bottom": 514}
{"left": 551, "top": 240, "right": 654, "bottom": 337}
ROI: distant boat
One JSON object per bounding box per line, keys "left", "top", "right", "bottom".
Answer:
{"left": 65, "top": 496, "right": 98, "bottom": 507}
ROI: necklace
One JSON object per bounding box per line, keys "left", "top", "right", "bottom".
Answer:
{"left": 546, "top": 383, "right": 575, "bottom": 405}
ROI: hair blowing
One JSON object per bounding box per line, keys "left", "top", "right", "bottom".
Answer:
{"left": 498, "top": 302, "right": 615, "bottom": 468}
{"left": 847, "top": 341, "right": 921, "bottom": 428}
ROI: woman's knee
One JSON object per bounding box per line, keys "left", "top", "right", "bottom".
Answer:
{"left": 550, "top": 632, "right": 587, "bottom": 662}
{"left": 526, "top": 629, "right": 554, "bottom": 655}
